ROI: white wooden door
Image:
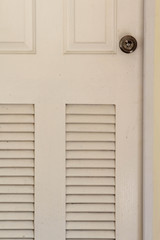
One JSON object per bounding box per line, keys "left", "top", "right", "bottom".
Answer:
{"left": 0, "top": 0, "right": 143, "bottom": 240}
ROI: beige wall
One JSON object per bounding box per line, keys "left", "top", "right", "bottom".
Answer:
{"left": 154, "top": 0, "right": 160, "bottom": 239}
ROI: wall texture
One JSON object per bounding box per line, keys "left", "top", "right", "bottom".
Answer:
{"left": 154, "top": 0, "right": 160, "bottom": 239}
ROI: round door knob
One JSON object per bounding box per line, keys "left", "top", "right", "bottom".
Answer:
{"left": 119, "top": 35, "right": 137, "bottom": 54}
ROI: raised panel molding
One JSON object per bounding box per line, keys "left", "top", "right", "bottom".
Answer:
{"left": 0, "top": 0, "right": 35, "bottom": 53}
{"left": 64, "top": 0, "right": 116, "bottom": 53}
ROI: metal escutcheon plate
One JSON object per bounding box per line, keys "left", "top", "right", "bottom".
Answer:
{"left": 119, "top": 35, "right": 137, "bottom": 54}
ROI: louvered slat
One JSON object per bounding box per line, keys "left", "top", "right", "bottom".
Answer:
{"left": 0, "top": 160, "right": 34, "bottom": 167}
{"left": 66, "top": 115, "right": 115, "bottom": 124}
{"left": 0, "top": 142, "right": 34, "bottom": 150}
{"left": 0, "top": 123, "right": 34, "bottom": 132}
{"left": 0, "top": 115, "right": 34, "bottom": 123}
{"left": 66, "top": 212, "right": 115, "bottom": 221}
{"left": 0, "top": 104, "right": 34, "bottom": 240}
{"left": 67, "top": 177, "right": 115, "bottom": 186}
{"left": 66, "top": 142, "right": 115, "bottom": 150}
{"left": 66, "top": 104, "right": 116, "bottom": 240}
{"left": 66, "top": 195, "right": 115, "bottom": 203}
{"left": 66, "top": 160, "right": 115, "bottom": 168}
{"left": 66, "top": 221, "right": 115, "bottom": 230}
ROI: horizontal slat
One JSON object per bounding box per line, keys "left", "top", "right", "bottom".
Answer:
{"left": 0, "top": 194, "right": 34, "bottom": 203}
{"left": 0, "top": 203, "right": 33, "bottom": 211}
{"left": 66, "top": 177, "right": 115, "bottom": 186}
{"left": 0, "top": 142, "right": 34, "bottom": 150}
{"left": 0, "top": 212, "right": 33, "bottom": 220}
{"left": 0, "top": 151, "right": 34, "bottom": 158}
{"left": 0, "top": 105, "right": 35, "bottom": 239}
{"left": 66, "top": 221, "right": 115, "bottom": 230}
{"left": 67, "top": 133, "right": 115, "bottom": 142}
{"left": 66, "top": 230, "right": 115, "bottom": 238}
{"left": 0, "top": 115, "right": 34, "bottom": 123}
{"left": 66, "top": 186, "right": 115, "bottom": 195}
{"left": 67, "top": 169, "right": 115, "bottom": 177}
{"left": 66, "top": 142, "right": 115, "bottom": 151}
{"left": 0, "top": 160, "right": 34, "bottom": 168}
{"left": 0, "top": 177, "right": 33, "bottom": 185}
{"left": 66, "top": 160, "right": 115, "bottom": 169}
{"left": 66, "top": 105, "right": 116, "bottom": 239}
{"left": 0, "top": 229, "right": 33, "bottom": 238}
{"left": 66, "top": 213, "right": 115, "bottom": 221}
{"left": 66, "top": 195, "right": 115, "bottom": 204}
{"left": 66, "top": 239, "right": 115, "bottom": 240}
{"left": 0, "top": 133, "right": 34, "bottom": 141}
{"left": 66, "top": 124, "right": 115, "bottom": 133}
{"left": 0, "top": 168, "right": 34, "bottom": 176}
{"left": 0, "top": 239, "right": 33, "bottom": 240}
{"left": 0, "top": 221, "right": 34, "bottom": 229}
{"left": 66, "top": 115, "right": 115, "bottom": 124}
{"left": 66, "top": 105, "right": 115, "bottom": 115}
{"left": 0, "top": 124, "right": 34, "bottom": 132}
{"left": 66, "top": 151, "right": 115, "bottom": 159}
{"left": 67, "top": 204, "right": 115, "bottom": 212}
{"left": 0, "top": 105, "right": 34, "bottom": 114}
{"left": 0, "top": 185, "right": 33, "bottom": 193}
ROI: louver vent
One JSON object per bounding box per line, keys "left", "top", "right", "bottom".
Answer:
{"left": 0, "top": 104, "right": 35, "bottom": 240}
{"left": 66, "top": 104, "right": 116, "bottom": 240}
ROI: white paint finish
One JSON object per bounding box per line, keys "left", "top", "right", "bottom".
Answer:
{"left": 0, "top": 123, "right": 34, "bottom": 132}
{"left": 0, "top": 212, "right": 33, "bottom": 220}
{"left": 0, "top": 0, "right": 25, "bottom": 42}
{"left": 0, "top": 104, "right": 34, "bottom": 113}
{"left": 66, "top": 141, "right": 115, "bottom": 150}
{"left": 0, "top": 105, "right": 35, "bottom": 240}
{"left": 66, "top": 212, "right": 115, "bottom": 221}
{"left": 66, "top": 203, "right": 115, "bottom": 212}
{"left": 0, "top": 150, "right": 34, "bottom": 158}
{"left": 0, "top": 133, "right": 34, "bottom": 141}
{"left": 0, "top": 0, "right": 143, "bottom": 239}
{"left": 0, "top": 203, "right": 34, "bottom": 211}
{"left": 2, "top": 239, "right": 33, "bottom": 240}
{"left": 64, "top": 0, "right": 116, "bottom": 53}
{"left": 67, "top": 133, "right": 115, "bottom": 142}
{"left": 66, "top": 159, "right": 115, "bottom": 168}
{"left": 66, "top": 195, "right": 115, "bottom": 203}
{"left": 66, "top": 104, "right": 115, "bottom": 114}
{"left": 66, "top": 221, "right": 115, "bottom": 230}
{"left": 66, "top": 105, "right": 116, "bottom": 240}
{"left": 74, "top": 0, "right": 106, "bottom": 43}
{"left": 66, "top": 230, "right": 115, "bottom": 238}
{"left": 0, "top": 194, "right": 34, "bottom": 203}
{"left": 67, "top": 176, "right": 115, "bottom": 185}
{"left": 66, "top": 114, "right": 116, "bottom": 123}
{"left": 66, "top": 123, "right": 115, "bottom": 132}
{"left": 0, "top": 115, "right": 34, "bottom": 123}
{"left": 0, "top": 0, "right": 35, "bottom": 53}
{"left": 0, "top": 221, "right": 34, "bottom": 229}
{"left": 0, "top": 168, "right": 34, "bottom": 176}
{"left": 143, "top": 0, "right": 154, "bottom": 239}
{"left": 0, "top": 230, "right": 33, "bottom": 238}
{"left": 0, "top": 159, "right": 34, "bottom": 167}
{"left": 67, "top": 168, "right": 115, "bottom": 177}
{"left": 67, "top": 150, "right": 115, "bottom": 158}
{"left": 0, "top": 141, "right": 34, "bottom": 149}
{"left": 0, "top": 176, "right": 34, "bottom": 184}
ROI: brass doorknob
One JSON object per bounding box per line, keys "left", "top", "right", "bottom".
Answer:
{"left": 119, "top": 35, "right": 137, "bottom": 54}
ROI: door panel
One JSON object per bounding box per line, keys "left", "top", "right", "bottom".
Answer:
{"left": 0, "top": 0, "right": 143, "bottom": 239}
{"left": 64, "top": 0, "right": 116, "bottom": 53}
